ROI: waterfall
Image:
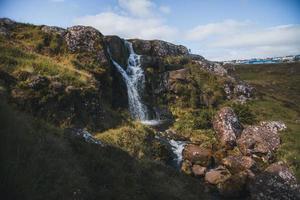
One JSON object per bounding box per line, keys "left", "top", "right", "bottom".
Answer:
{"left": 109, "top": 41, "right": 149, "bottom": 121}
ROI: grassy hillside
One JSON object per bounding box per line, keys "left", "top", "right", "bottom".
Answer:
{"left": 232, "top": 62, "right": 300, "bottom": 178}
{"left": 0, "top": 99, "right": 213, "bottom": 200}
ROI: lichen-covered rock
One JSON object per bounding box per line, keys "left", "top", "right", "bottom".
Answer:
{"left": 213, "top": 107, "right": 243, "bottom": 150}
{"left": 237, "top": 121, "right": 286, "bottom": 162}
{"left": 183, "top": 144, "right": 213, "bottom": 166}
{"left": 260, "top": 121, "right": 287, "bottom": 132}
{"left": 205, "top": 166, "right": 231, "bottom": 185}
{"left": 249, "top": 162, "right": 300, "bottom": 200}
{"left": 222, "top": 155, "right": 257, "bottom": 174}
{"left": 41, "top": 25, "right": 66, "bottom": 36}
{"left": 192, "top": 165, "right": 207, "bottom": 177}
{"left": 195, "top": 60, "right": 228, "bottom": 76}
{"left": 64, "top": 26, "right": 109, "bottom": 66}
{"left": 129, "top": 39, "right": 189, "bottom": 57}
{"left": 224, "top": 81, "right": 254, "bottom": 103}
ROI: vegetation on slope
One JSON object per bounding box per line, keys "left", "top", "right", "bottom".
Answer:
{"left": 0, "top": 99, "right": 213, "bottom": 200}
{"left": 232, "top": 62, "right": 300, "bottom": 179}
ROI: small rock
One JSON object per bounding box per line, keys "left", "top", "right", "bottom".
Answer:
{"left": 213, "top": 107, "right": 243, "bottom": 150}
{"left": 205, "top": 166, "right": 231, "bottom": 185}
{"left": 183, "top": 144, "right": 213, "bottom": 166}
{"left": 222, "top": 155, "right": 257, "bottom": 174}
{"left": 192, "top": 165, "right": 206, "bottom": 177}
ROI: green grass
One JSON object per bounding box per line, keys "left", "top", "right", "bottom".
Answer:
{"left": 232, "top": 62, "right": 300, "bottom": 179}
{"left": 95, "top": 122, "right": 171, "bottom": 161}
{"left": 0, "top": 42, "right": 90, "bottom": 87}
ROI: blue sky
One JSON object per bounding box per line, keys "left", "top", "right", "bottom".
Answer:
{"left": 1, "top": 0, "right": 300, "bottom": 60}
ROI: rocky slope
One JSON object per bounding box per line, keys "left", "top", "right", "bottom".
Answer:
{"left": 0, "top": 18, "right": 299, "bottom": 199}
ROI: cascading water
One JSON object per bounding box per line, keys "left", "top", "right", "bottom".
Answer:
{"left": 109, "top": 41, "right": 149, "bottom": 121}
{"left": 109, "top": 41, "right": 187, "bottom": 169}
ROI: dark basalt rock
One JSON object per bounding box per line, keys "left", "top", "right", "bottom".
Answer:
{"left": 104, "top": 35, "right": 129, "bottom": 67}
{"left": 249, "top": 162, "right": 300, "bottom": 200}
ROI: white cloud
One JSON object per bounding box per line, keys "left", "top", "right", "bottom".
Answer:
{"left": 118, "top": 0, "right": 154, "bottom": 17}
{"left": 74, "top": 0, "right": 177, "bottom": 41}
{"left": 185, "top": 20, "right": 300, "bottom": 61}
{"left": 185, "top": 19, "right": 251, "bottom": 41}
{"left": 211, "top": 24, "right": 300, "bottom": 48}
{"left": 74, "top": 12, "right": 177, "bottom": 40}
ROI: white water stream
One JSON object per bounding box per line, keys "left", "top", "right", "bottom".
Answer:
{"left": 109, "top": 40, "right": 186, "bottom": 168}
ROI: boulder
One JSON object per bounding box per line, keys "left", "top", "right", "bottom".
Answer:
{"left": 222, "top": 155, "right": 257, "bottom": 174}
{"left": 64, "top": 26, "right": 109, "bottom": 66}
{"left": 204, "top": 166, "right": 231, "bottom": 185}
{"left": 213, "top": 107, "right": 243, "bottom": 150}
{"left": 192, "top": 165, "right": 207, "bottom": 177}
{"left": 249, "top": 162, "right": 300, "bottom": 200}
{"left": 129, "top": 39, "right": 189, "bottom": 57}
{"left": 183, "top": 144, "right": 213, "bottom": 166}
{"left": 237, "top": 121, "right": 286, "bottom": 161}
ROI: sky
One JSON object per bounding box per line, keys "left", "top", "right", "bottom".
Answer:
{"left": 0, "top": 0, "right": 300, "bottom": 61}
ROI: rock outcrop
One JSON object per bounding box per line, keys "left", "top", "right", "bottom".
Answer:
{"left": 213, "top": 107, "right": 243, "bottom": 150}
{"left": 104, "top": 35, "right": 129, "bottom": 67}
{"left": 129, "top": 39, "right": 189, "bottom": 57}
{"left": 0, "top": 18, "right": 16, "bottom": 36}
{"left": 41, "top": 25, "right": 66, "bottom": 36}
